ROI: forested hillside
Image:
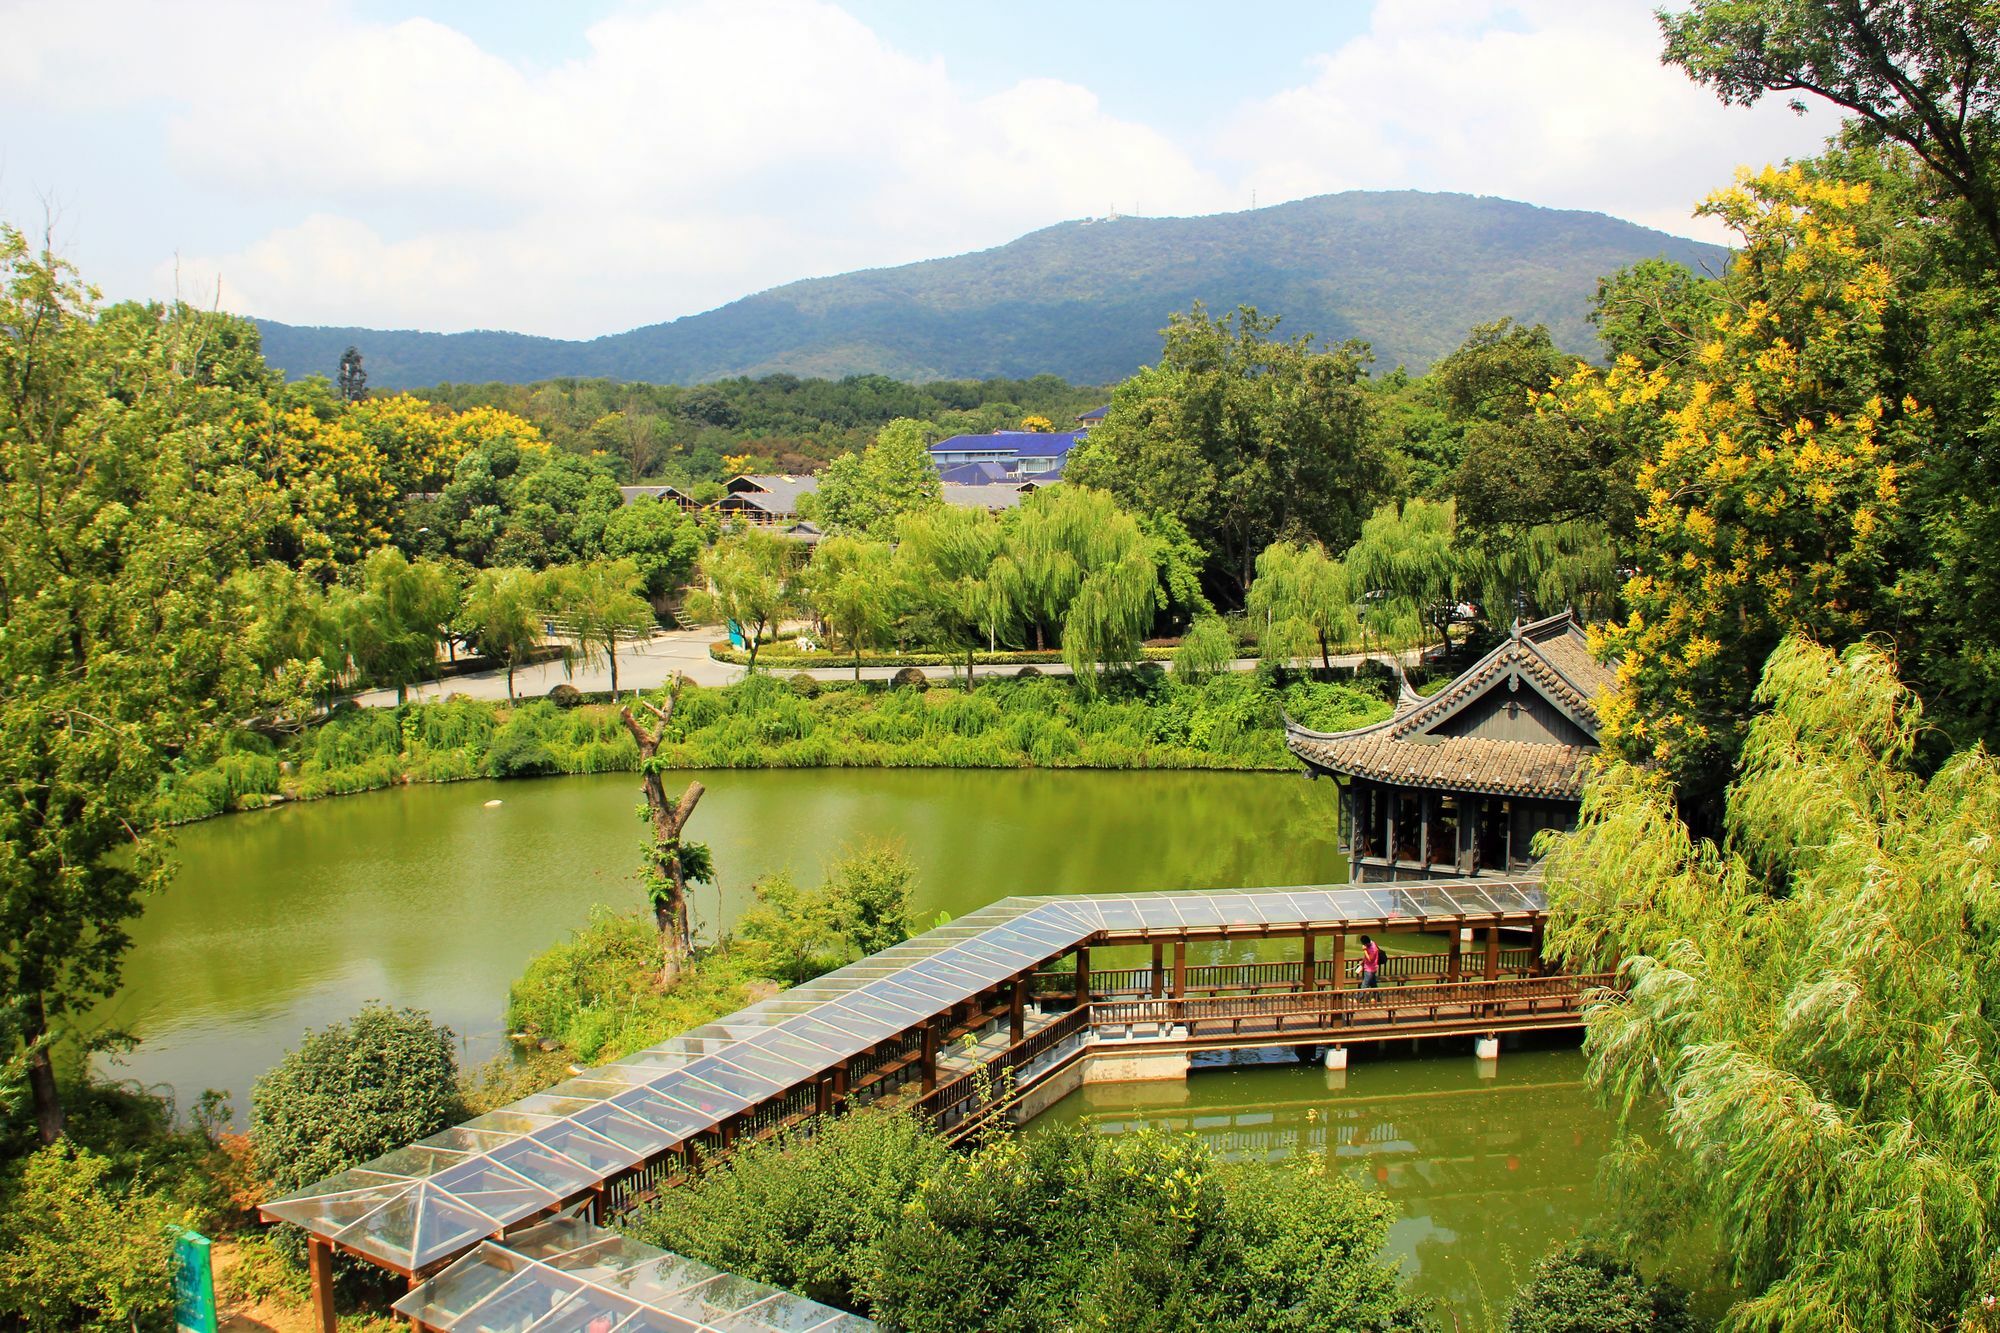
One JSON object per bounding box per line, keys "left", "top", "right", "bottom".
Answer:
{"left": 255, "top": 191, "right": 1728, "bottom": 388}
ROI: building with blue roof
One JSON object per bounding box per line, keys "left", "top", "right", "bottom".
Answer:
{"left": 929, "top": 429, "right": 1082, "bottom": 481}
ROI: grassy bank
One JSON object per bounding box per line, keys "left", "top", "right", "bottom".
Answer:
{"left": 157, "top": 670, "right": 1392, "bottom": 823}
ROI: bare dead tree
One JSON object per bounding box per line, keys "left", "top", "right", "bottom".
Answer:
{"left": 620, "top": 674, "right": 706, "bottom": 984}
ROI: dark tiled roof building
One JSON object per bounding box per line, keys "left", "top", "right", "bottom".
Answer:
{"left": 1287, "top": 611, "right": 1616, "bottom": 882}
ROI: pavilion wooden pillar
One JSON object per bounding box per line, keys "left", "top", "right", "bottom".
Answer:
{"left": 1419, "top": 792, "right": 1432, "bottom": 868}
{"left": 1529, "top": 917, "right": 1547, "bottom": 976}
{"left": 1009, "top": 975, "right": 1026, "bottom": 1044}
{"left": 1330, "top": 928, "right": 1347, "bottom": 991}
{"left": 815, "top": 1075, "right": 835, "bottom": 1118}
{"left": 1172, "top": 941, "right": 1187, "bottom": 998}
{"left": 1446, "top": 924, "right": 1463, "bottom": 983}
{"left": 309, "top": 1237, "right": 336, "bottom": 1333}
{"left": 920, "top": 1021, "right": 939, "bottom": 1093}
{"left": 1483, "top": 925, "right": 1501, "bottom": 981}
{"left": 1074, "top": 947, "right": 1091, "bottom": 1007}
{"left": 1301, "top": 932, "right": 1317, "bottom": 991}
{"left": 1151, "top": 941, "right": 1166, "bottom": 998}
{"left": 833, "top": 1061, "right": 850, "bottom": 1101}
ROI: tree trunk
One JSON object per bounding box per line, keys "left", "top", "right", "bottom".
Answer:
{"left": 965, "top": 644, "right": 974, "bottom": 692}
{"left": 1319, "top": 630, "right": 1331, "bottom": 671}
{"left": 506, "top": 659, "right": 516, "bottom": 702}
{"left": 609, "top": 639, "right": 620, "bottom": 696}
{"left": 24, "top": 996, "right": 63, "bottom": 1145}
{"left": 621, "top": 680, "right": 705, "bottom": 985}
{"left": 853, "top": 646, "right": 862, "bottom": 683}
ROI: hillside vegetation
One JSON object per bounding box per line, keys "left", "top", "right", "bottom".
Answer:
{"left": 254, "top": 191, "right": 1728, "bottom": 388}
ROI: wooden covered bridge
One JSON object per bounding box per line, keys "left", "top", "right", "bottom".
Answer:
{"left": 262, "top": 878, "right": 1614, "bottom": 1332}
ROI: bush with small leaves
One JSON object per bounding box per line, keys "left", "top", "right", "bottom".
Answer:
{"left": 1505, "top": 1242, "right": 1695, "bottom": 1333}
{"left": 546, "top": 682, "right": 584, "bottom": 708}
{"left": 890, "top": 666, "right": 927, "bottom": 688}
{"left": 790, "top": 672, "right": 821, "bottom": 698}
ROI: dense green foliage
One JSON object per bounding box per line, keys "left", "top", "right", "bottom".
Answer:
{"left": 0, "top": 1142, "right": 196, "bottom": 1332}
{"left": 628, "top": 1113, "right": 1432, "bottom": 1332}
{"left": 250, "top": 1005, "right": 464, "bottom": 1196}
{"left": 1545, "top": 638, "right": 2000, "bottom": 1328}
{"left": 251, "top": 192, "right": 1727, "bottom": 388}
{"left": 1503, "top": 1243, "right": 1694, "bottom": 1333}
{"left": 735, "top": 840, "right": 916, "bottom": 985}
{"left": 158, "top": 672, "right": 1392, "bottom": 823}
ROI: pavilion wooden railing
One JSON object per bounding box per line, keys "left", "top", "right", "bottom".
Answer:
{"left": 1029, "top": 949, "right": 1540, "bottom": 999}
{"left": 915, "top": 972, "right": 1614, "bottom": 1144}
{"left": 1091, "top": 972, "right": 1617, "bottom": 1042}
{"left": 910, "top": 1005, "right": 1094, "bottom": 1139}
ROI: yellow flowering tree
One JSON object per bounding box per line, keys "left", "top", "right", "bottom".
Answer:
{"left": 240, "top": 403, "right": 397, "bottom": 574}
{"left": 1548, "top": 166, "right": 1930, "bottom": 796}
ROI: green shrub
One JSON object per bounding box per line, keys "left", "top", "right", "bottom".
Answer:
{"left": 891, "top": 666, "right": 927, "bottom": 688}
{"left": 0, "top": 1143, "right": 194, "bottom": 1333}
{"left": 736, "top": 842, "right": 916, "bottom": 985}
{"left": 1505, "top": 1242, "right": 1696, "bottom": 1333}
{"left": 547, "top": 682, "right": 584, "bottom": 708}
{"left": 790, "top": 672, "right": 821, "bottom": 698}
{"left": 250, "top": 1005, "right": 464, "bottom": 1197}
{"left": 630, "top": 1118, "right": 1430, "bottom": 1332}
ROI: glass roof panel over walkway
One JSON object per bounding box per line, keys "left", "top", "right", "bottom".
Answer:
{"left": 263, "top": 880, "right": 1547, "bottom": 1277}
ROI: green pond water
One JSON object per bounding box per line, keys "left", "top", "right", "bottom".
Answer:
{"left": 1036, "top": 1041, "right": 1617, "bottom": 1318}
{"left": 99, "top": 766, "right": 1620, "bottom": 1320}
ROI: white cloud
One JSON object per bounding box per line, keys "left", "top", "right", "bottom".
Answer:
{"left": 1, "top": 0, "right": 1852, "bottom": 336}
{"left": 1223, "top": 0, "right": 1843, "bottom": 244}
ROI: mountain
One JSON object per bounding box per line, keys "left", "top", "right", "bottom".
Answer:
{"left": 252, "top": 191, "right": 1729, "bottom": 389}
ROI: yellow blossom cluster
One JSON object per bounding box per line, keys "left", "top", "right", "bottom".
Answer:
{"left": 1547, "top": 165, "right": 1927, "bottom": 777}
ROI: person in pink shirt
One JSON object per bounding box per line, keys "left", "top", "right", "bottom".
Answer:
{"left": 1359, "top": 934, "right": 1383, "bottom": 989}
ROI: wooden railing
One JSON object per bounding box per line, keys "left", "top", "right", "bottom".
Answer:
{"left": 910, "top": 1005, "right": 1093, "bottom": 1137}
{"left": 1030, "top": 949, "right": 1540, "bottom": 998}
{"left": 1091, "top": 972, "right": 1615, "bottom": 1042}
{"left": 914, "top": 972, "right": 1612, "bottom": 1144}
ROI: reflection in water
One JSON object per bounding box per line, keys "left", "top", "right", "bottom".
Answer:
{"left": 1035, "top": 1042, "right": 1615, "bottom": 1321}
{"left": 98, "top": 768, "right": 1348, "bottom": 1109}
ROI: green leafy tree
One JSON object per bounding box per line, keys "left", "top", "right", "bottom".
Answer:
{"left": 334, "top": 548, "right": 460, "bottom": 704}
{"left": 999, "top": 486, "right": 1157, "bottom": 687}
{"left": 895, "top": 506, "right": 1014, "bottom": 687}
{"left": 0, "top": 1143, "right": 196, "bottom": 1332}
{"left": 250, "top": 1004, "right": 464, "bottom": 1196}
{"left": 802, "top": 417, "right": 943, "bottom": 537}
{"left": 602, "top": 496, "right": 702, "bottom": 600}
{"left": 1660, "top": 0, "right": 2000, "bottom": 253}
{"left": 803, "top": 536, "right": 900, "bottom": 681}
{"left": 550, "top": 558, "right": 656, "bottom": 696}
{"left": 1544, "top": 636, "right": 2000, "bottom": 1329}
{"left": 458, "top": 566, "right": 551, "bottom": 700}
{"left": 230, "top": 562, "right": 341, "bottom": 724}
{"left": 1343, "top": 499, "right": 1465, "bottom": 652}
{"left": 1068, "top": 303, "right": 1388, "bottom": 604}
{"left": 1171, "top": 615, "right": 1235, "bottom": 683}
{"left": 1505, "top": 1242, "right": 1695, "bottom": 1333}
{"left": 0, "top": 231, "right": 263, "bottom": 1142}
{"left": 688, "top": 528, "right": 796, "bottom": 674}
{"left": 1248, "top": 541, "right": 1356, "bottom": 669}
{"left": 736, "top": 841, "right": 916, "bottom": 985}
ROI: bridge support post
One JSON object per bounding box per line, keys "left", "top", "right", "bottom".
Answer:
{"left": 1302, "top": 932, "right": 1316, "bottom": 991}
{"left": 921, "top": 1022, "right": 939, "bottom": 1094}
{"left": 1172, "top": 941, "right": 1186, "bottom": 999}
{"left": 1009, "top": 975, "right": 1025, "bottom": 1044}
{"left": 1151, "top": 941, "right": 1165, "bottom": 998}
{"left": 1074, "top": 947, "right": 1090, "bottom": 1008}
{"left": 1475, "top": 1034, "right": 1499, "bottom": 1061}
{"left": 1322, "top": 1044, "right": 1348, "bottom": 1070}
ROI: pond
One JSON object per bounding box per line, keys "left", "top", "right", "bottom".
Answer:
{"left": 1035, "top": 1040, "right": 1614, "bottom": 1320}
{"left": 96, "top": 768, "right": 1356, "bottom": 1108}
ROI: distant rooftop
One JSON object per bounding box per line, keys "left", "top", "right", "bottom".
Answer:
{"left": 928, "top": 430, "right": 1082, "bottom": 458}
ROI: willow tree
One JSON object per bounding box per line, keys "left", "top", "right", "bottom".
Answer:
{"left": 688, "top": 528, "right": 794, "bottom": 674}
{"left": 1247, "top": 541, "right": 1355, "bottom": 669}
{"left": 620, "top": 676, "right": 712, "bottom": 984}
{"left": 1342, "top": 498, "right": 1464, "bottom": 651}
{"left": 895, "top": 506, "right": 1011, "bottom": 689}
{"left": 1543, "top": 636, "right": 2000, "bottom": 1329}
{"left": 552, "top": 557, "right": 656, "bottom": 696}
{"left": 804, "top": 535, "right": 900, "bottom": 681}
{"left": 458, "top": 566, "right": 551, "bottom": 700}
{"left": 1002, "top": 487, "right": 1156, "bottom": 690}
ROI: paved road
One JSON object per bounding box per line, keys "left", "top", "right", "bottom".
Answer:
{"left": 354, "top": 629, "right": 1407, "bottom": 707}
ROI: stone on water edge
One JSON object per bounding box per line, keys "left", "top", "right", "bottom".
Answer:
{"left": 484, "top": 799, "right": 503, "bottom": 808}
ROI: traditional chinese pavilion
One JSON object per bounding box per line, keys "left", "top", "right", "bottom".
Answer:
{"left": 1286, "top": 611, "right": 1616, "bottom": 882}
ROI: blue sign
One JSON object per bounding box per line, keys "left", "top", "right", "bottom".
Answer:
{"left": 173, "top": 1230, "right": 217, "bottom": 1333}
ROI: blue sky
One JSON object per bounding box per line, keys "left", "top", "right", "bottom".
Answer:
{"left": 1, "top": 1, "right": 1839, "bottom": 338}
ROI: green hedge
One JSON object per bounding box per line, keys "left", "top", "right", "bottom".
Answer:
{"left": 708, "top": 642, "right": 1184, "bottom": 668}
{"left": 157, "top": 672, "right": 1392, "bottom": 822}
